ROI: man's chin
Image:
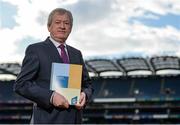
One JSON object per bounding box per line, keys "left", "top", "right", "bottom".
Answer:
{"left": 55, "top": 37, "right": 67, "bottom": 42}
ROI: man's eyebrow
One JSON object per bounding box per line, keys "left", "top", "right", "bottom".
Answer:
{"left": 55, "top": 19, "right": 69, "bottom": 22}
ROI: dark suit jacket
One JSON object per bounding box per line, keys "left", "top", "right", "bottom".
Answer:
{"left": 14, "top": 37, "right": 93, "bottom": 124}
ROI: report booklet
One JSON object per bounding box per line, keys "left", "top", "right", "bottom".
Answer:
{"left": 50, "top": 63, "right": 82, "bottom": 105}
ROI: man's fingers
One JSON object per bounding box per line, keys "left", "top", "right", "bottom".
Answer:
{"left": 63, "top": 99, "right": 69, "bottom": 108}
{"left": 75, "top": 103, "right": 82, "bottom": 110}
{"left": 79, "top": 96, "right": 83, "bottom": 104}
{"left": 79, "top": 92, "right": 86, "bottom": 104}
{"left": 57, "top": 100, "right": 69, "bottom": 108}
{"left": 74, "top": 92, "right": 86, "bottom": 110}
{"left": 53, "top": 92, "right": 69, "bottom": 108}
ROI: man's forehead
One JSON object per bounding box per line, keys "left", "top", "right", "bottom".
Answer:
{"left": 53, "top": 13, "right": 70, "bottom": 20}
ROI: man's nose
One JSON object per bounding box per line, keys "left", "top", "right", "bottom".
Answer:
{"left": 59, "top": 22, "right": 65, "bottom": 28}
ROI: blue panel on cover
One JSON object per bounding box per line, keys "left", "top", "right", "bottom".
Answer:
{"left": 56, "top": 76, "right": 68, "bottom": 88}
{"left": 53, "top": 63, "right": 69, "bottom": 76}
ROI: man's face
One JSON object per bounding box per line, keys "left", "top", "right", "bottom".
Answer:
{"left": 48, "top": 12, "right": 72, "bottom": 43}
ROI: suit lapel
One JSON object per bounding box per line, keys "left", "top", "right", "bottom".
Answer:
{"left": 44, "top": 38, "right": 63, "bottom": 63}
{"left": 67, "top": 45, "right": 76, "bottom": 64}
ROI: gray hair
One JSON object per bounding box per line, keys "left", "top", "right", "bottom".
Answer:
{"left": 47, "top": 8, "right": 73, "bottom": 27}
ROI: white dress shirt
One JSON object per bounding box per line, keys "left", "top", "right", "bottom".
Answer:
{"left": 49, "top": 36, "right": 69, "bottom": 58}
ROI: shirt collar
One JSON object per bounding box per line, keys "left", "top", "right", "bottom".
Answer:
{"left": 49, "top": 36, "right": 67, "bottom": 48}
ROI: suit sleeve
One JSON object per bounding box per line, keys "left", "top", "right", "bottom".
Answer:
{"left": 14, "top": 45, "right": 53, "bottom": 109}
{"left": 80, "top": 52, "right": 94, "bottom": 103}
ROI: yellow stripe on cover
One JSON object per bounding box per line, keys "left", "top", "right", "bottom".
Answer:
{"left": 68, "top": 64, "right": 82, "bottom": 89}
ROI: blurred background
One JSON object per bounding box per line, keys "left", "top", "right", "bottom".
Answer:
{"left": 0, "top": 0, "right": 180, "bottom": 124}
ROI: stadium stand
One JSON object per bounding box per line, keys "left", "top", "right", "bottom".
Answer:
{"left": 0, "top": 56, "right": 180, "bottom": 124}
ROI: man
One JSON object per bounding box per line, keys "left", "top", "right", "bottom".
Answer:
{"left": 14, "top": 8, "right": 93, "bottom": 124}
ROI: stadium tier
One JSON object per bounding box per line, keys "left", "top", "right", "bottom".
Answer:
{"left": 0, "top": 56, "right": 180, "bottom": 124}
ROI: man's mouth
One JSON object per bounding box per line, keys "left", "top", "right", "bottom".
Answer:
{"left": 58, "top": 30, "right": 65, "bottom": 33}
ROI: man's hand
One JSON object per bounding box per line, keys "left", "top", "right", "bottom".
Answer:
{"left": 52, "top": 92, "right": 69, "bottom": 109}
{"left": 75, "top": 92, "right": 86, "bottom": 110}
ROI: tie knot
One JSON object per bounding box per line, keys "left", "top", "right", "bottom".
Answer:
{"left": 59, "top": 44, "right": 65, "bottom": 49}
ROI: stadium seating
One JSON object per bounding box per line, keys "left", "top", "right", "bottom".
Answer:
{"left": 0, "top": 56, "right": 180, "bottom": 124}
{"left": 1, "top": 76, "right": 180, "bottom": 124}
{"left": 84, "top": 75, "right": 180, "bottom": 124}
{"left": 0, "top": 81, "right": 32, "bottom": 124}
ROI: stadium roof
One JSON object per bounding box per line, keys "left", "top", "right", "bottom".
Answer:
{"left": 0, "top": 63, "right": 21, "bottom": 76}
{"left": 86, "top": 56, "right": 180, "bottom": 76}
{"left": 0, "top": 56, "right": 180, "bottom": 78}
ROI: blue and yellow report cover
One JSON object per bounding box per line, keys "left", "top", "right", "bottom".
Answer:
{"left": 50, "top": 63, "right": 82, "bottom": 105}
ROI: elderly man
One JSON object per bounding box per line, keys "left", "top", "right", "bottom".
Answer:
{"left": 14, "top": 8, "right": 93, "bottom": 124}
